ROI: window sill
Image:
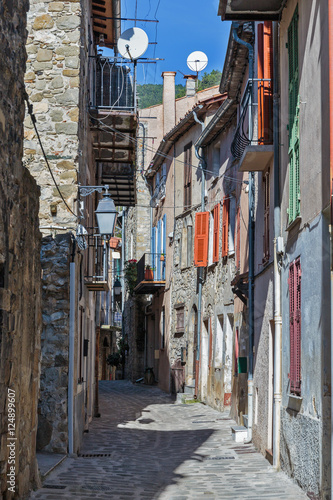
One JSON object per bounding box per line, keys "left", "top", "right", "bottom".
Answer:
{"left": 287, "top": 394, "right": 302, "bottom": 412}
{"left": 286, "top": 215, "right": 301, "bottom": 232}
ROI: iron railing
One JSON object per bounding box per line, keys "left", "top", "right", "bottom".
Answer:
{"left": 231, "top": 78, "right": 273, "bottom": 160}
{"left": 137, "top": 253, "right": 166, "bottom": 284}
{"left": 150, "top": 176, "right": 166, "bottom": 208}
{"left": 89, "top": 56, "right": 135, "bottom": 111}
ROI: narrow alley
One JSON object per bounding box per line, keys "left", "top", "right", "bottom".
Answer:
{"left": 28, "top": 381, "right": 307, "bottom": 500}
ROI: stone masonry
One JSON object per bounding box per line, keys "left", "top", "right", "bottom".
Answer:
{"left": 0, "top": 0, "right": 42, "bottom": 497}
{"left": 37, "top": 234, "right": 72, "bottom": 454}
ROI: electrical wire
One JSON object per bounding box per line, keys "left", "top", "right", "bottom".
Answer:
{"left": 96, "top": 119, "right": 247, "bottom": 185}
{"left": 24, "top": 94, "right": 78, "bottom": 218}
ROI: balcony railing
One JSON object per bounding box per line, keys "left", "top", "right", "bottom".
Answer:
{"left": 137, "top": 253, "right": 166, "bottom": 284}
{"left": 231, "top": 78, "right": 273, "bottom": 160}
{"left": 89, "top": 56, "right": 135, "bottom": 111}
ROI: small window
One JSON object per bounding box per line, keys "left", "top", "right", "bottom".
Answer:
{"left": 289, "top": 257, "right": 301, "bottom": 395}
{"left": 184, "top": 142, "right": 192, "bottom": 211}
{"left": 175, "top": 305, "right": 185, "bottom": 333}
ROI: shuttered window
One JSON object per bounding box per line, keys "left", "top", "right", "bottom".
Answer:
{"left": 194, "top": 211, "right": 209, "bottom": 267}
{"left": 263, "top": 170, "right": 270, "bottom": 262}
{"left": 213, "top": 204, "right": 220, "bottom": 263}
{"left": 289, "top": 257, "right": 301, "bottom": 395}
{"left": 184, "top": 142, "right": 192, "bottom": 211}
{"left": 222, "top": 197, "right": 230, "bottom": 257}
{"left": 257, "top": 21, "right": 273, "bottom": 144}
{"left": 288, "top": 6, "right": 300, "bottom": 223}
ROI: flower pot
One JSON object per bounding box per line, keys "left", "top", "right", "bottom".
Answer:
{"left": 160, "top": 255, "right": 165, "bottom": 261}
{"left": 145, "top": 268, "right": 154, "bottom": 281}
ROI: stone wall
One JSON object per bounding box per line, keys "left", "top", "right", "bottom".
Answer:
{"left": 37, "top": 234, "right": 72, "bottom": 453}
{"left": 24, "top": 0, "right": 82, "bottom": 227}
{"left": 0, "top": 0, "right": 42, "bottom": 497}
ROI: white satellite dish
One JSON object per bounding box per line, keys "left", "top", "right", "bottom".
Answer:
{"left": 117, "top": 27, "right": 149, "bottom": 60}
{"left": 187, "top": 51, "right": 208, "bottom": 73}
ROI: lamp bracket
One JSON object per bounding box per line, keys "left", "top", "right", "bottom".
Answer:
{"left": 79, "top": 185, "right": 110, "bottom": 197}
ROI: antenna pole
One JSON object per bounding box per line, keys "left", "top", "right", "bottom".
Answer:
{"left": 134, "top": 59, "right": 137, "bottom": 114}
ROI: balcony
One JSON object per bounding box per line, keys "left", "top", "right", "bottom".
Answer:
{"left": 89, "top": 56, "right": 137, "bottom": 206}
{"left": 231, "top": 79, "right": 273, "bottom": 172}
{"left": 134, "top": 253, "right": 166, "bottom": 295}
{"left": 84, "top": 232, "right": 110, "bottom": 292}
{"left": 218, "top": 0, "right": 285, "bottom": 20}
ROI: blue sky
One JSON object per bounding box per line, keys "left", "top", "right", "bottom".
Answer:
{"left": 103, "top": 0, "right": 231, "bottom": 86}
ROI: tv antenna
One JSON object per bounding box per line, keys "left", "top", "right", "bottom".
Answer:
{"left": 187, "top": 51, "right": 208, "bottom": 76}
{"left": 117, "top": 27, "right": 149, "bottom": 60}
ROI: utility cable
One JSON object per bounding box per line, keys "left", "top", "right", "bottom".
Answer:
{"left": 24, "top": 94, "right": 78, "bottom": 218}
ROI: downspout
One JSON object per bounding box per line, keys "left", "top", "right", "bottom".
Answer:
{"left": 194, "top": 109, "right": 206, "bottom": 398}
{"left": 328, "top": 1, "right": 333, "bottom": 496}
{"left": 272, "top": 20, "right": 282, "bottom": 470}
{"left": 68, "top": 243, "right": 76, "bottom": 455}
{"left": 232, "top": 22, "right": 255, "bottom": 442}
{"left": 112, "top": 0, "right": 121, "bottom": 56}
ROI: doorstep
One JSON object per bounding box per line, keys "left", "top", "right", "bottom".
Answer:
{"left": 36, "top": 452, "right": 67, "bottom": 479}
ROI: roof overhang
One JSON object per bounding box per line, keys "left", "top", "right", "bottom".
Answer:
{"left": 92, "top": 0, "right": 121, "bottom": 49}
{"left": 218, "top": 0, "right": 286, "bottom": 21}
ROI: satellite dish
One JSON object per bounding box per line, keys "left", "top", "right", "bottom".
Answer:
{"left": 187, "top": 51, "right": 208, "bottom": 73}
{"left": 117, "top": 27, "right": 149, "bottom": 60}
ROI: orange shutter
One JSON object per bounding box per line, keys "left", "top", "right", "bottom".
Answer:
{"left": 221, "top": 197, "right": 229, "bottom": 257}
{"left": 213, "top": 204, "right": 220, "bottom": 263}
{"left": 257, "top": 23, "right": 264, "bottom": 144}
{"left": 263, "top": 21, "right": 273, "bottom": 144}
{"left": 194, "top": 211, "right": 209, "bottom": 267}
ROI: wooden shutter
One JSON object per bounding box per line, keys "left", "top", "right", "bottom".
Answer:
{"left": 222, "top": 197, "right": 229, "bottom": 257}
{"left": 213, "top": 204, "right": 220, "bottom": 263}
{"left": 184, "top": 143, "right": 192, "bottom": 210}
{"left": 236, "top": 205, "right": 241, "bottom": 271}
{"left": 263, "top": 171, "right": 270, "bottom": 261}
{"left": 258, "top": 22, "right": 273, "bottom": 145}
{"left": 257, "top": 23, "right": 264, "bottom": 144}
{"left": 288, "top": 7, "right": 300, "bottom": 223}
{"left": 194, "top": 211, "right": 209, "bottom": 267}
{"left": 289, "top": 258, "right": 301, "bottom": 395}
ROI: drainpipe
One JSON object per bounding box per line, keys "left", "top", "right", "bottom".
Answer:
{"left": 272, "top": 21, "right": 282, "bottom": 470}
{"left": 328, "top": 1, "right": 333, "bottom": 496}
{"left": 68, "top": 259, "right": 75, "bottom": 455}
{"left": 194, "top": 110, "right": 206, "bottom": 397}
{"left": 232, "top": 22, "right": 255, "bottom": 442}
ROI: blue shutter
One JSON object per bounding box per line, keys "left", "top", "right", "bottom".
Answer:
{"left": 157, "top": 220, "right": 161, "bottom": 280}
{"left": 151, "top": 226, "right": 156, "bottom": 274}
{"left": 162, "top": 214, "right": 166, "bottom": 280}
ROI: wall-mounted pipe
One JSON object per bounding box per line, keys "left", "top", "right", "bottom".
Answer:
{"left": 272, "top": 20, "right": 282, "bottom": 470}
{"left": 194, "top": 110, "right": 206, "bottom": 397}
{"left": 232, "top": 22, "right": 255, "bottom": 443}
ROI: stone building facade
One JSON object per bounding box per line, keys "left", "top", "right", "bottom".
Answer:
{"left": 24, "top": 0, "right": 99, "bottom": 454}
{"left": 0, "top": 0, "right": 42, "bottom": 497}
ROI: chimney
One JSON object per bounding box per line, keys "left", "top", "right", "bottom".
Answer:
{"left": 162, "top": 71, "right": 176, "bottom": 134}
{"left": 184, "top": 75, "right": 197, "bottom": 97}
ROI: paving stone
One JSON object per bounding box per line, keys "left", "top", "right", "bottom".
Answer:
{"left": 27, "top": 380, "right": 308, "bottom": 500}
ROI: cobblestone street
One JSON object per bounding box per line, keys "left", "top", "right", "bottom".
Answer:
{"left": 28, "top": 381, "right": 308, "bottom": 499}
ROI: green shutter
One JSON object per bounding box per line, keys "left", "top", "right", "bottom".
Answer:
{"left": 288, "top": 6, "right": 300, "bottom": 223}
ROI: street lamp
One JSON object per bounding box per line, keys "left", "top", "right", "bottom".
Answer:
{"left": 114, "top": 277, "right": 122, "bottom": 296}
{"left": 95, "top": 189, "right": 118, "bottom": 239}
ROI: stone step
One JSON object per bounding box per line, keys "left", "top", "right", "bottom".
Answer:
{"left": 231, "top": 425, "right": 248, "bottom": 443}
{"left": 184, "top": 384, "right": 195, "bottom": 395}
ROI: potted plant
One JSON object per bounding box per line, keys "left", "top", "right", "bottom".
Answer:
{"left": 144, "top": 265, "right": 154, "bottom": 281}
{"left": 160, "top": 253, "right": 165, "bottom": 261}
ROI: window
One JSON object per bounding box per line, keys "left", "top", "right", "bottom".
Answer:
{"left": 222, "top": 196, "right": 230, "bottom": 257}
{"left": 161, "top": 307, "right": 165, "bottom": 349}
{"left": 194, "top": 212, "right": 209, "bottom": 267}
{"left": 181, "top": 217, "right": 193, "bottom": 269}
{"left": 289, "top": 257, "right": 301, "bottom": 395}
{"left": 175, "top": 305, "right": 185, "bottom": 333}
{"left": 263, "top": 170, "right": 270, "bottom": 262}
{"left": 288, "top": 6, "right": 300, "bottom": 223}
{"left": 184, "top": 142, "right": 192, "bottom": 211}
{"left": 213, "top": 204, "right": 220, "bottom": 263}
